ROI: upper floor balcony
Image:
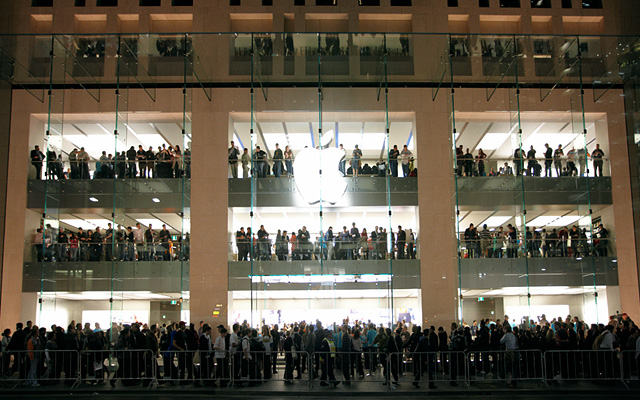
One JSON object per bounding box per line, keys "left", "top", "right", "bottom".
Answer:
{"left": 25, "top": 173, "right": 611, "bottom": 210}
{"left": 2, "top": 32, "right": 635, "bottom": 90}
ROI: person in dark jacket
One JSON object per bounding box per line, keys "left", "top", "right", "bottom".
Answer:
{"left": 319, "top": 330, "right": 339, "bottom": 387}
{"left": 437, "top": 326, "right": 449, "bottom": 374}
{"left": 385, "top": 328, "right": 400, "bottom": 385}
{"left": 292, "top": 326, "right": 303, "bottom": 379}
{"left": 283, "top": 330, "right": 294, "bottom": 383}
{"left": 110, "top": 327, "right": 134, "bottom": 387}
{"left": 413, "top": 328, "right": 429, "bottom": 388}
{"left": 144, "top": 325, "right": 160, "bottom": 387}
{"left": 341, "top": 325, "right": 352, "bottom": 384}
{"left": 427, "top": 326, "right": 439, "bottom": 389}
{"left": 270, "top": 324, "right": 280, "bottom": 374}
{"left": 197, "top": 325, "right": 213, "bottom": 386}
{"left": 405, "top": 325, "right": 422, "bottom": 377}
{"left": 6, "top": 323, "right": 27, "bottom": 378}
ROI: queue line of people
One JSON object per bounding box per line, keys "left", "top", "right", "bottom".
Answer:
{"left": 1, "top": 312, "right": 637, "bottom": 388}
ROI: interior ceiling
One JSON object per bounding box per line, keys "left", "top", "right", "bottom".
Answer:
{"left": 461, "top": 286, "right": 607, "bottom": 298}
{"left": 457, "top": 204, "right": 610, "bottom": 231}
{"left": 56, "top": 212, "right": 189, "bottom": 234}
{"left": 232, "top": 112, "right": 415, "bottom": 162}
{"left": 232, "top": 205, "right": 419, "bottom": 237}
{"left": 43, "top": 291, "right": 183, "bottom": 301}
{"left": 454, "top": 112, "right": 605, "bottom": 160}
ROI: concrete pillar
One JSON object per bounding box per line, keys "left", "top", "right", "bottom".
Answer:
{"left": 415, "top": 89, "right": 458, "bottom": 327}
{"left": 189, "top": 89, "right": 230, "bottom": 327}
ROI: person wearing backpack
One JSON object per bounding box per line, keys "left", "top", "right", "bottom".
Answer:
{"left": 240, "top": 328, "right": 252, "bottom": 385}
{"left": 373, "top": 327, "right": 388, "bottom": 383}
{"left": 248, "top": 329, "right": 263, "bottom": 385}
{"left": 449, "top": 324, "right": 464, "bottom": 386}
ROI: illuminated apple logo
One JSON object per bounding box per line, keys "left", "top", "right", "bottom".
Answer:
{"left": 293, "top": 130, "right": 347, "bottom": 204}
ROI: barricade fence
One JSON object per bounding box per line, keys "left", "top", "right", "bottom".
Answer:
{"left": 544, "top": 350, "right": 623, "bottom": 383}
{"left": 466, "top": 349, "right": 544, "bottom": 386}
{"left": 0, "top": 349, "right": 80, "bottom": 388}
{"left": 230, "top": 349, "right": 310, "bottom": 387}
{"left": 309, "top": 350, "right": 389, "bottom": 388}
{"left": 85, "top": 349, "right": 156, "bottom": 388}
{"left": 1, "top": 347, "right": 638, "bottom": 389}
{"left": 620, "top": 350, "right": 640, "bottom": 381}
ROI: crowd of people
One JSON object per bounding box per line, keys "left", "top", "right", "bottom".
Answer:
{"left": 29, "top": 144, "right": 191, "bottom": 181}
{"left": 235, "top": 224, "right": 417, "bottom": 261}
{"left": 461, "top": 222, "right": 610, "bottom": 259}
{"left": 32, "top": 223, "right": 189, "bottom": 263}
{"left": 455, "top": 143, "right": 607, "bottom": 178}
{"left": 228, "top": 142, "right": 417, "bottom": 179}
{"left": 1, "top": 312, "right": 637, "bottom": 389}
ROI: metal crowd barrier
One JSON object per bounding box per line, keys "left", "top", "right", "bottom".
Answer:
{"left": 400, "top": 350, "right": 469, "bottom": 388}
{"left": 620, "top": 350, "right": 639, "bottom": 382}
{"left": 83, "top": 349, "right": 156, "bottom": 388}
{"left": 0, "top": 349, "right": 81, "bottom": 388}
{"left": 309, "top": 350, "right": 390, "bottom": 389}
{"left": 1, "top": 347, "right": 639, "bottom": 390}
{"left": 466, "top": 349, "right": 544, "bottom": 386}
{"left": 230, "top": 349, "right": 312, "bottom": 388}
{"left": 156, "top": 349, "right": 225, "bottom": 387}
{"left": 544, "top": 349, "right": 623, "bottom": 384}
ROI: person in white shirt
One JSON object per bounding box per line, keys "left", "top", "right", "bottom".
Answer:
{"left": 261, "top": 325, "right": 273, "bottom": 379}
{"left": 500, "top": 325, "right": 518, "bottom": 387}
{"left": 599, "top": 325, "right": 615, "bottom": 350}
{"left": 241, "top": 328, "right": 253, "bottom": 383}
{"left": 230, "top": 323, "right": 240, "bottom": 382}
{"left": 400, "top": 145, "right": 413, "bottom": 177}
{"left": 134, "top": 223, "right": 145, "bottom": 261}
{"left": 214, "top": 328, "right": 228, "bottom": 386}
{"left": 339, "top": 144, "right": 346, "bottom": 176}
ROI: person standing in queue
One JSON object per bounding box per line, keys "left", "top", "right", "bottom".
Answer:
{"left": 319, "top": 330, "right": 340, "bottom": 387}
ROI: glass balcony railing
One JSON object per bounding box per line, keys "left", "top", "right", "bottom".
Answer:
{"left": 459, "top": 256, "right": 619, "bottom": 289}
{"left": 22, "top": 260, "right": 188, "bottom": 293}
{"left": 456, "top": 236, "right": 615, "bottom": 259}
{"left": 25, "top": 240, "right": 190, "bottom": 263}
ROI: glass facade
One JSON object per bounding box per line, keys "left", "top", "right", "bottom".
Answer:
{"left": 1, "top": 31, "right": 638, "bottom": 329}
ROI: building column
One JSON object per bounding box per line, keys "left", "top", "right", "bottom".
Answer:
{"left": 598, "top": 89, "right": 640, "bottom": 321}
{"left": 0, "top": 90, "right": 41, "bottom": 329}
{"left": 189, "top": 89, "right": 229, "bottom": 327}
{"left": 415, "top": 89, "right": 458, "bottom": 327}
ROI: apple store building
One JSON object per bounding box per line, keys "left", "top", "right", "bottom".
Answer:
{"left": 1, "top": 1, "right": 640, "bottom": 330}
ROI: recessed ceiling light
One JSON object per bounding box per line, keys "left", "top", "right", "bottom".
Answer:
{"left": 89, "top": 197, "right": 98, "bottom": 202}
{"left": 152, "top": 198, "right": 160, "bottom": 203}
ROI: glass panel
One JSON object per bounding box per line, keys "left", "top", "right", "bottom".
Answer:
{"left": 455, "top": 33, "right": 531, "bottom": 323}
